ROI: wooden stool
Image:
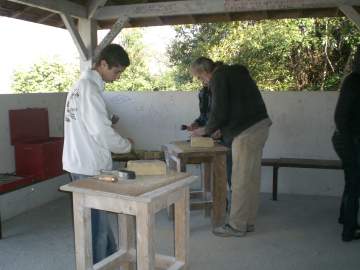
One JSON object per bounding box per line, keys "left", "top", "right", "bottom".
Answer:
{"left": 162, "top": 141, "right": 229, "bottom": 227}
{"left": 61, "top": 172, "right": 196, "bottom": 270}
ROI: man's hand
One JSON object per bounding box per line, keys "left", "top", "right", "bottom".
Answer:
{"left": 127, "top": 137, "right": 134, "bottom": 145}
{"left": 187, "top": 122, "right": 199, "bottom": 131}
{"left": 211, "top": 129, "right": 222, "bottom": 140}
{"left": 191, "top": 127, "right": 206, "bottom": 137}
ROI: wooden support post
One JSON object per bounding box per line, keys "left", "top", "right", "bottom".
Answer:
{"left": 174, "top": 187, "right": 189, "bottom": 270}
{"left": 78, "top": 18, "right": 98, "bottom": 70}
{"left": 136, "top": 203, "right": 155, "bottom": 270}
{"left": 73, "top": 194, "right": 93, "bottom": 270}
{"left": 340, "top": 5, "right": 360, "bottom": 30}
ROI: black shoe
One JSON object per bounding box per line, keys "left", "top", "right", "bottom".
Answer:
{"left": 342, "top": 229, "right": 360, "bottom": 242}
{"left": 338, "top": 219, "right": 360, "bottom": 229}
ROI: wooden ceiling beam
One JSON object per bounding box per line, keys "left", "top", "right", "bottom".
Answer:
{"left": 7, "top": 0, "right": 87, "bottom": 18}
{"left": 340, "top": 5, "right": 360, "bottom": 29}
{"left": 95, "top": 0, "right": 360, "bottom": 20}
{"left": 88, "top": 0, "right": 108, "bottom": 19}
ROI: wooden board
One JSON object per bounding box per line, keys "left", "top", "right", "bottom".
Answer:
{"left": 165, "top": 141, "right": 228, "bottom": 155}
{"left": 61, "top": 171, "right": 190, "bottom": 197}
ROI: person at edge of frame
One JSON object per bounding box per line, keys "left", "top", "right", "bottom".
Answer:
{"left": 332, "top": 45, "right": 360, "bottom": 242}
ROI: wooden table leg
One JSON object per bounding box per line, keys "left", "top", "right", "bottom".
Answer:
{"left": 136, "top": 203, "right": 155, "bottom": 270}
{"left": 168, "top": 156, "right": 186, "bottom": 219}
{"left": 118, "top": 214, "right": 135, "bottom": 270}
{"left": 202, "top": 162, "right": 212, "bottom": 217}
{"left": 0, "top": 207, "right": 3, "bottom": 239}
{"left": 211, "top": 154, "right": 227, "bottom": 228}
{"left": 73, "top": 194, "right": 93, "bottom": 270}
{"left": 175, "top": 187, "right": 189, "bottom": 270}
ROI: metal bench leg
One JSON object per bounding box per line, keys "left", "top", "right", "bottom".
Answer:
{"left": 272, "top": 166, "right": 279, "bottom": 201}
{"left": 0, "top": 209, "right": 2, "bottom": 239}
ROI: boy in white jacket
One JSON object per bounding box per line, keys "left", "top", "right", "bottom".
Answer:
{"left": 62, "top": 44, "right": 132, "bottom": 263}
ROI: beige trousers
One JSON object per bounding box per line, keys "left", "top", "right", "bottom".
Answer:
{"left": 228, "top": 121, "right": 270, "bottom": 231}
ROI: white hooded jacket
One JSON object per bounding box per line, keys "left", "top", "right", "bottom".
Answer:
{"left": 62, "top": 69, "right": 131, "bottom": 175}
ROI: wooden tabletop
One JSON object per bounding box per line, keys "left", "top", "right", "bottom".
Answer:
{"left": 60, "top": 171, "right": 192, "bottom": 199}
{"left": 163, "top": 140, "right": 229, "bottom": 155}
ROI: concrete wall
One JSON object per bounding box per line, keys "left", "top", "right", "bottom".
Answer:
{"left": 0, "top": 93, "right": 69, "bottom": 221}
{"left": 0, "top": 91, "right": 343, "bottom": 220}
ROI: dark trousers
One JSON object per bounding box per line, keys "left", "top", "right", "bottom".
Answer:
{"left": 332, "top": 132, "right": 360, "bottom": 237}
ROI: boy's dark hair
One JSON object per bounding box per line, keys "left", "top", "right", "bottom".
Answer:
{"left": 95, "top": 44, "right": 130, "bottom": 68}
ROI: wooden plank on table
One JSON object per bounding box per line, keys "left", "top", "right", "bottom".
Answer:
{"left": 60, "top": 171, "right": 190, "bottom": 198}
{"left": 164, "top": 141, "right": 229, "bottom": 155}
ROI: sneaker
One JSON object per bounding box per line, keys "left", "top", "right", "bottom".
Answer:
{"left": 213, "top": 224, "right": 246, "bottom": 237}
{"left": 342, "top": 229, "right": 360, "bottom": 242}
{"left": 247, "top": 224, "right": 255, "bottom": 232}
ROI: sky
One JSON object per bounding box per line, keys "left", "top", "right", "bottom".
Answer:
{"left": 0, "top": 16, "right": 176, "bottom": 94}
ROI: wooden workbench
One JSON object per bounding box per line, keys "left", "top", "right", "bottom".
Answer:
{"left": 61, "top": 171, "right": 197, "bottom": 270}
{"left": 162, "top": 140, "right": 229, "bottom": 227}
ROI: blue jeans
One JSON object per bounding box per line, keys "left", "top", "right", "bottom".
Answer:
{"left": 70, "top": 173, "right": 117, "bottom": 264}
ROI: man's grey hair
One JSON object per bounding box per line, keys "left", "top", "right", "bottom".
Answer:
{"left": 191, "top": 57, "right": 216, "bottom": 73}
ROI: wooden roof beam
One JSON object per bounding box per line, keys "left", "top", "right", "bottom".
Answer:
{"left": 60, "top": 13, "right": 88, "bottom": 60}
{"left": 7, "top": 0, "right": 87, "bottom": 18}
{"left": 36, "top": 12, "right": 57, "bottom": 24}
{"left": 94, "top": 17, "right": 129, "bottom": 61}
{"left": 95, "top": 0, "right": 360, "bottom": 20}
{"left": 12, "top": 6, "right": 32, "bottom": 18}
{"left": 340, "top": 5, "right": 360, "bottom": 29}
{"left": 88, "top": 0, "right": 108, "bottom": 19}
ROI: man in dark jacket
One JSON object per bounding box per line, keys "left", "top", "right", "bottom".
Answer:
{"left": 332, "top": 46, "right": 360, "bottom": 242}
{"left": 187, "top": 85, "right": 212, "bottom": 130}
{"left": 187, "top": 84, "right": 233, "bottom": 206}
{"left": 190, "top": 57, "right": 271, "bottom": 237}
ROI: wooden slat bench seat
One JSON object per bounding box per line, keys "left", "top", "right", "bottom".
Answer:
{"left": 261, "top": 158, "right": 342, "bottom": 201}
{"left": 0, "top": 173, "right": 67, "bottom": 239}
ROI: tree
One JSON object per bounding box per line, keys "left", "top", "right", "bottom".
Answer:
{"left": 167, "top": 18, "right": 360, "bottom": 91}
{"left": 12, "top": 28, "right": 175, "bottom": 93}
{"left": 105, "top": 29, "right": 153, "bottom": 91}
{"left": 12, "top": 59, "right": 79, "bottom": 93}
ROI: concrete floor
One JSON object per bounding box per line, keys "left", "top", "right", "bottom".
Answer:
{"left": 0, "top": 194, "right": 359, "bottom": 270}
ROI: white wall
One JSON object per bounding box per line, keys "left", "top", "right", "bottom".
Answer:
{"left": 0, "top": 91, "right": 343, "bottom": 221}
{"left": 104, "top": 91, "right": 343, "bottom": 197}
{"left": 0, "top": 93, "right": 69, "bottom": 221}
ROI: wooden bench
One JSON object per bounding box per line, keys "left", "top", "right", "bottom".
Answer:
{"left": 261, "top": 158, "right": 342, "bottom": 201}
{"left": 0, "top": 173, "right": 68, "bottom": 239}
